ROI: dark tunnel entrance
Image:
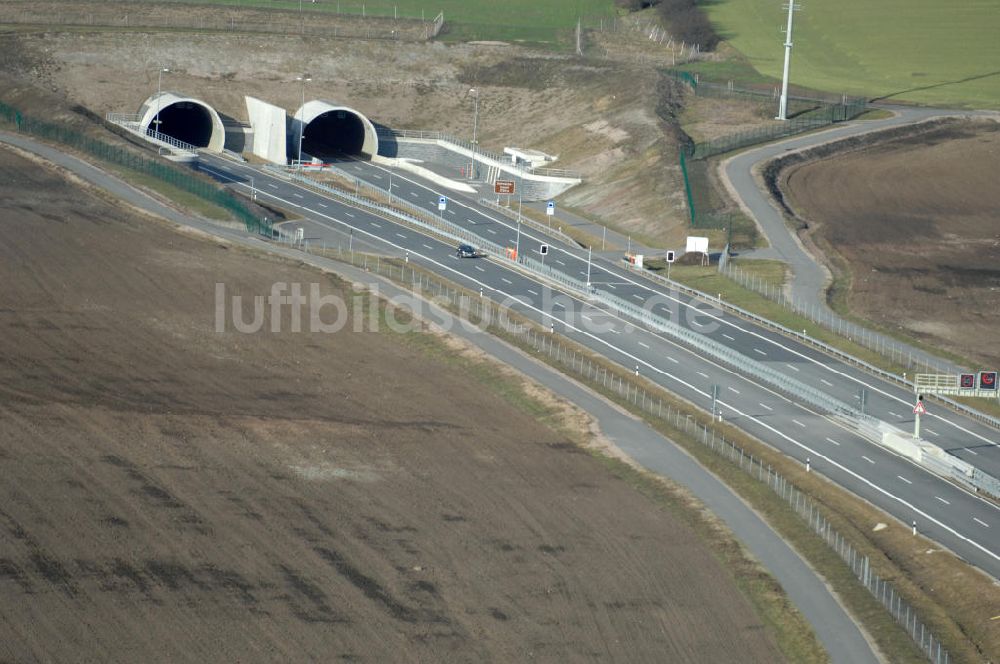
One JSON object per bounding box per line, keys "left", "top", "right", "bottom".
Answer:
{"left": 301, "top": 110, "right": 367, "bottom": 160}
{"left": 149, "top": 102, "right": 213, "bottom": 147}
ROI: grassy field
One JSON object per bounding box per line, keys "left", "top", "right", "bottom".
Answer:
{"left": 136, "top": 0, "right": 618, "bottom": 43}
{"left": 704, "top": 0, "right": 1000, "bottom": 108}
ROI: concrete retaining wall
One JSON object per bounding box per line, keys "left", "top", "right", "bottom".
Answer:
{"left": 245, "top": 96, "right": 288, "bottom": 164}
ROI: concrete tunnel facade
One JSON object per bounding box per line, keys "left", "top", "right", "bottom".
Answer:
{"left": 138, "top": 92, "right": 225, "bottom": 152}
{"left": 292, "top": 100, "right": 379, "bottom": 161}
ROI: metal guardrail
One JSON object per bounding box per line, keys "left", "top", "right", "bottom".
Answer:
{"left": 266, "top": 165, "right": 1000, "bottom": 501}
{"left": 475, "top": 197, "right": 576, "bottom": 245}
{"left": 631, "top": 264, "right": 1000, "bottom": 433}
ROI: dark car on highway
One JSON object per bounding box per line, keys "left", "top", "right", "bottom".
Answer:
{"left": 456, "top": 243, "right": 484, "bottom": 258}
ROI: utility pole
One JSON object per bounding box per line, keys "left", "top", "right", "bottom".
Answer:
{"left": 469, "top": 88, "right": 479, "bottom": 181}
{"left": 515, "top": 220, "right": 521, "bottom": 262}
{"left": 586, "top": 246, "right": 592, "bottom": 288}
{"left": 776, "top": 1, "right": 801, "bottom": 121}
{"left": 296, "top": 75, "right": 311, "bottom": 169}
{"left": 154, "top": 67, "right": 169, "bottom": 135}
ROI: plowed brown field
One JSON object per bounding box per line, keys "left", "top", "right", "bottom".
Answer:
{"left": 783, "top": 120, "right": 1000, "bottom": 368}
{"left": 0, "top": 147, "right": 783, "bottom": 663}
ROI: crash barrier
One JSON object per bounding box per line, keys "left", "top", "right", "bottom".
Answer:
{"left": 276, "top": 243, "right": 955, "bottom": 664}
{"left": 273, "top": 164, "right": 1000, "bottom": 501}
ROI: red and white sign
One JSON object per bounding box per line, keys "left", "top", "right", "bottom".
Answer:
{"left": 913, "top": 401, "right": 926, "bottom": 415}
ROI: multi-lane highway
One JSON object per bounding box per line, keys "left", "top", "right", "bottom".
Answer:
{"left": 197, "top": 152, "right": 1000, "bottom": 576}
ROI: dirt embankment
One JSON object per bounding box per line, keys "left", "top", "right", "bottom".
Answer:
{"left": 0, "top": 6, "right": 691, "bottom": 245}
{"left": 0, "top": 146, "right": 784, "bottom": 662}
{"left": 773, "top": 118, "right": 1000, "bottom": 367}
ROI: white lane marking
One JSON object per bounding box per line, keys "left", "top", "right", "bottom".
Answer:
{"left": 935, "top": 496, "right": 950, "bottom": 505}
{"left": 888, "top": 411, "right": 900, "bottom": 418}
{"left": 632, "top": 294, "right": 644, "bottom": 301}
{"left": 555, "top": 259, "right": 566, "bottom": 266}
{"left": 753, "top": 348, "right": 767, "bottom": 356}
{"left": 474, "top": 265, "right": 485, "bottom": 272}
{"left": 973, "top": 517, "right": 989, "bottom": 528}
{"left": 240, "top": 160, "right": 1000, "bottom": 462}
{"left": 791, "top": 419, "right": 806, "bottom": 428}
{"left": 608, "top": 284, "right": 617, "bottom": 289}
{"left": 898, "top": 475, "right": 912, "bottom": 485}
{"left": 467, "top": 218, "right": 477, "bottom": 224}
{"left": 609, "top": 328, "right": 621, "bottom": 334}
{"left": 292, "top": 193, "right": 304, "bottom": 198}
{"left": 501, "top": 277, "right": 513, "bottom": 285}
{"left": 372, "top": 174, "right": 383, "bottom": 180}
{"left": 861, "top": 455, "right": 875, "bottom": 464}
{"left": 820, "top": 378, "right": 833, "bottom": 387}
{"left": 825, "top": 437, "right": 840, "bottom": 446}
{"left": 759, "top": 403, "right": 773, "bottom": 411}
{"left": 722, "top": 333, "right": 735, "bottom": 341}
{"left": 395, "top": 233, "right": 407, "bottom": 239}
{"left": 667, "top": 356, "right": 678, "bottom": 363}
{"left": 368, "top": 220, "right": 379, "bottom": 227}
{"left": 727, "top": 386, "right": 740, "bottom": 394}
{"left": 409, "top": 191, "right": 419, "bottom": 198}
{"left": 346, "top": 212, "right": 356, "bottom": 218}
{"left": 582, "top": 314, "right": 593, "bottom": 322}
{"left": 697, "top": 371, "right": 709, "bottom": 379}
{"left": 638, "top": 341, "right": 650, "bottom": 349}
{"left": 552, "top": 302, "right": 565, "bottom": 309}
{"left": 486, "top": 228, "right": 497, "bottom": 235}
{"left": 422, "top": 244, "right": 433, "bottom": 250}
{"left": 785, "top": 363, "right": 800, "bottom": 372}
{"left": 967, "top": 448, "right": 979, "bottom": 456}
{"left": 527, "top": 289, "right": 538, "bottom": 296}
{"left": 267, "top": 183, "right": 279, "bottom": 189}
{"left": 925, "top": 428, "right": 940, "bottom": 437}
{"left": 448, "top": 209, "right": 456, "bottom": 216}
{"left": 236, "top": 184, "right": 1000, "bottom": 564}
{"left": 318, "top": 203, "right": 328, "bottom": 208}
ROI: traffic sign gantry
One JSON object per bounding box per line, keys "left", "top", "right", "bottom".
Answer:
{"left": 494, "top": 180, "right": 515, "bottom": 195}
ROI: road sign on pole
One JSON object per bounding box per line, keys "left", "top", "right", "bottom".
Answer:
{"left": 539, "top": 244, "right": 548, "bottom": 255}
{"left": 494, "top": 180, "right": 515, "bottom": 195}
{"left": 913, "top": 399, "right": 926, "bottom": 439}
{"left": 438, "top": 196, "right": 447, "bottom": 211}
{"left": 546, "top": 201, "right": 555, "bottom": 216}
{"left": 913, "top": 401, "right": 926, "bottom": 415}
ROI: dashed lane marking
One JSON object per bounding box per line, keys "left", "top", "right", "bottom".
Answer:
{"left": 935, "top": 496, "right": 950, "bottom": 505}
{"left": 825, "top": 437, "right": 841, "bottom": 446}
{"left": 759, "top": 403, "right": 772, "bottom": 411}
{"left": 974, "top": 517, "right": 989, "bottom": 528}
{"left": 898, "top": 475, "right": 912, "bottom": 485}
{"left": 792, "top": 419, "right": 806, "bottom": 427}
{"left": 638, "top": 341, "right": 650, "bottom": 349}
{"left": 862, "top": 455, "right": 875, "bottom": 464}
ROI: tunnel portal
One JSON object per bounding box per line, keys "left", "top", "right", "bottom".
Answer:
{"left": 152, "top": 102, "right": 214, "bottom": 147}
{"left": 302, "top": 110, "right": 367, "bottom": 159}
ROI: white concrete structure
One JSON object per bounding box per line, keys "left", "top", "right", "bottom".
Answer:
{"left": 293, "top": 100, "right": 379, "bottom": 160}
{"left": 244, "top": 96, "right": 288, "bottom": 164}
{"left": 504, "top": 147, "right": 556, "bottom": 169}
{"left": 137, "top": 92, "right": 225, "bottom": 152}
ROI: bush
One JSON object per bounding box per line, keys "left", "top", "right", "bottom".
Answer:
{"left": 658, "top": 0, "right": 721, "bottom": 51}
{"left": 615, "top": 0, "right": 661, "bottom": 10}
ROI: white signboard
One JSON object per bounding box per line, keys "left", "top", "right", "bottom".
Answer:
{"left": 546, "top": 201, "right": 555, "bottom": 216}
{"left": 438, "top": 196, "right": 447, "bottom": 211}
{"left": 686, "top": 236, "right": 709, "bottom": 254}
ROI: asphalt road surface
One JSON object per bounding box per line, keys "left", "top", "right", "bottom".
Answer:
{"left": 0, "top": 131, "right": 880, "bottom": 664}
{"left": 194, "top": 152, "right": 1000, "bottom": 578}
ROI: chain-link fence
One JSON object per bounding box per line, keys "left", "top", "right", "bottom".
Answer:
{"left": 1, "top": 99, "right": 259, "bottom": 229}
{"left": 280, "top": 242, "right": 952, "bottom": 664}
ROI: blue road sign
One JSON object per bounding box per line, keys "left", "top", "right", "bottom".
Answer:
{"left": 546, "top": 201, "right": 555, "bottom": 216}
{"left": 438, "top": 196, "right": 447, "bottom": 211}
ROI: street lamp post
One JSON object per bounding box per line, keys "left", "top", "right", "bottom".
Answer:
{"left": 154, "top": 67, "right": 169, "bottom": 136}
{"left": 469, "top": 87, "right": 479, "bottom": 181}
{"left": 296, "top": 75, "right": 311, "bottom": 169}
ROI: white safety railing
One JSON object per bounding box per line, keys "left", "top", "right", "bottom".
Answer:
{"left": 105, "top": 112, "right": 199, "bottom": 156}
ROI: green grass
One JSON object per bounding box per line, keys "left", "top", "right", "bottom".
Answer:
{"left": 704, "top": 0, "right": 1000, "bottom": 108}
{"left": 137, "top": 0, "right": 618, "bottom": 44}
{"left": 109, "top": 165, "right": 233, "bottom": 221}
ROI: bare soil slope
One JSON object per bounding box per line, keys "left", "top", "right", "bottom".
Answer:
{"left": 782, "top": 120, "right": 1000, "bottom": 368}
{"left": 0, "top": 147, "right": 783, "bottom": 663}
